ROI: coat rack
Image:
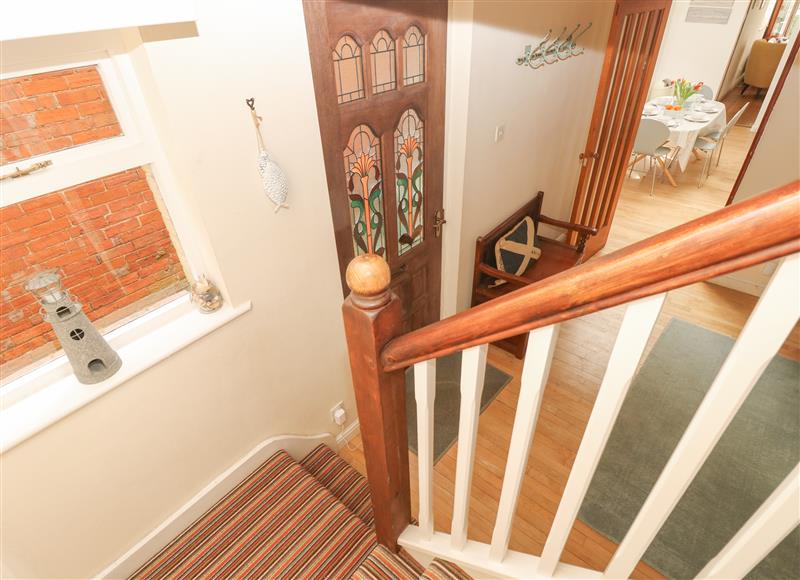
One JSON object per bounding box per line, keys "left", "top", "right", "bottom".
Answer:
{"left": 516, "top": 22, "right": 592, "bottom": 69}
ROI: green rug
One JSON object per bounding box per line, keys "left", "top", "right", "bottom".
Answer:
{"left": 406, "top": 352, "right": 511, "bottom": 464}
{"left": 578, "top": 318, "right": 800, "bottom": 579}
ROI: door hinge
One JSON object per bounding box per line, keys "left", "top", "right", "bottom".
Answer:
{"left": 433, "top": 208, "right": 447, "bottom": 238}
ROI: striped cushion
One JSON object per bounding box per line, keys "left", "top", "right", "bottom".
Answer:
{"left": 130, "top": 450, "right": 375, "bottom": 579}
{"left": 300, "top": 444, "right": 375, "bottom": 527}
{"left": 421, "top": 558, "right": 473, "bottom": 580}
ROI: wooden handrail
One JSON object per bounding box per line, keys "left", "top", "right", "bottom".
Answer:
{"left": 381, "top": 181, "right": 800, "bottom": 372}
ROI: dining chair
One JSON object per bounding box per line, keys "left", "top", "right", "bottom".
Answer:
{"left": 695, "top": 102, "right": 750, "bottom": 186}
{"left": 627, "top": 119, "right": 676, "bottom": 195}
{"left": 697, "top": 85, "right": 714, "bottom": 100}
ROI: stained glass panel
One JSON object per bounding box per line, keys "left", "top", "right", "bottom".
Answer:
{"left": 402, "top": 26, "right": 425, "bottom": 86}
{"left": 370, "top": 30, "right": 397, "bottom": 94}
{"left": 395, "top": 108, "right": 424, "bottom": 255}
{"left": 333, "top": 35, "right": 365, "bottom": 104}
{"left": 344, "top": 125, "right": 386, "bottom": 258}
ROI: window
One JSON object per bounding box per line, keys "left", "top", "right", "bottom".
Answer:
{"left": 343, "top": 124, "right": 385, "bottom": 258}
{"left": 1, "top": 59, "right": 191, "bottom": 379}
{"left": 1, "top": 65, "right": 122, "bottom": 163}
{"left": 333, "top": 35, "right": 365, "bottom": 104}
{"left": 402, "top": 26, "right": 425, "bottom": 86}
{"left": 395, "top": 108, "right": 424, "bottom": 255}
{"left": 370, "top": 30, "right": 397, "bottom": 94}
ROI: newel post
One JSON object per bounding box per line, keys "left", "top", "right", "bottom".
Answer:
{"left": 342, "top": 254, "right": 411, "bottom": 551}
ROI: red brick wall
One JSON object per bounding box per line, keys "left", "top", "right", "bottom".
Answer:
{"left": 1, "top": 66, "right": 122, "bottom": 164}
{"left": 0, "top": 168, "right": 186, "bottom": 368}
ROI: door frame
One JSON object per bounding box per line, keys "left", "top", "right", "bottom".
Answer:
{"left": 569, "top": 0, "right": 672, "bottom": 255}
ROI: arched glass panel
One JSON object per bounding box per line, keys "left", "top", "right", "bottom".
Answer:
{"left": 344, "top": 125, "right": 386, "bottom": 257}
{"left": 333, "top": 35, "right": 365, "bottom": 104}
{"left": 395, "top": 108, "right": 424, "bottom": 255}
{"left": 402, "top": 25, "right": 425, "bottom": 86}
{"left": 370, "top": 30, "right": 397, "bottom": 94}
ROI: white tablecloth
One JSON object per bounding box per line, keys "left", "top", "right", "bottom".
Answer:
{"left": 642, "top": 97, "right": 727, "bottom": 171}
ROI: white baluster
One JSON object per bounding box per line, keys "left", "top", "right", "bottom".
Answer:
{"left": 538, "top": 294, "right": 665, "bottom": 575}
{"left": 605, "top": 253, "right": 800, "bottom": 578}
{"left": 489, "top": 325, "right": 560, "bottom": 562}
{"left": 698, "top": 463, "right": 800, "bottom": 579}
{"left": 451, "top": 343, "right": 488, "bottom": 550}
{"left": 414, "top": 358, "right": 436, "bottom": 539}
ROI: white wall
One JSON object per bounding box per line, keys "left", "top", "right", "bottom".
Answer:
{"left": 712, "top": 48, "right": 798, "bottom": 296}
{"left": 451, "top": 0, "right": 615, "bottom": 311}
{"left": 651, "top": 0, "right": 750, "bottom": 99}
{"left": 0, "top": 2, "right": 356, "bottom": 577}
{"left": 719, "top": 0, "right": 776, "bottom": 97}
{"left": 735, "top": 51, "right": 799, "bottom": 202}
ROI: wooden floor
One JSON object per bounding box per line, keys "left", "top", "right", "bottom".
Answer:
{"left": 719, "top": 85, "right": 765, "bottom": 128}
{"left": 339, "top": 123, "right": 798, "bottom": 578}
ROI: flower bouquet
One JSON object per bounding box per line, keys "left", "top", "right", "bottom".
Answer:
{"left": 667, "top": 78, "right": 703, "bottom": 110}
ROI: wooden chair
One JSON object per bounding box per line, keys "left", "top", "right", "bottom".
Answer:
{"left": 471, "top": 191, "right": 597, "bottom": 357}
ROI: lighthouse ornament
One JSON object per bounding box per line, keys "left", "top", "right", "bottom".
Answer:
{"left": 26, "top": 270, "right": 121, "bottom": 384}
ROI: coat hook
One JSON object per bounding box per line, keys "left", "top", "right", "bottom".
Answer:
{"left": 528, "top": 29, "right": 552, "bottom": 68}
{"left": 557, "top": 23, "right": 583, "bottom": 60}
{"left": 245, "top": 97, "right": 255, "bottom": 111}
{"left": 570, "top": 22, "right": 593, "bottom": 56}
{"left": 517, "top": 23, "right": 591, "bottom": 69}
{"left": 543, "top": 27, "right": 567, "bottom": 65}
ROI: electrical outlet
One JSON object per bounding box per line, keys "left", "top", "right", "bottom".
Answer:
{"left": 330, "top": 402, "right": 347, "bottom": 426}
{"left": 494, "top": 124, "right": 505, "bottom": 143}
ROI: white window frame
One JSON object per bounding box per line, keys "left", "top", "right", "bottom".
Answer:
{"left": 0, "top": 29, "right": 250, "bottom": 449}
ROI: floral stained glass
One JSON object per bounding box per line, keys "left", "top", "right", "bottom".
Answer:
{"left": 344, "top": 125, "right": 386, "bottom": 257}
{"left": 402, "top": 26, "right": 425, "bottom": 86}
{"left": 395, "top": 109, "right": 424, "bottom": 255}
{"left": 370, "top": 30, "right": 397, "bottom": 94}
{"left": 333, "top": 35, "right": 365, "bottom": 104}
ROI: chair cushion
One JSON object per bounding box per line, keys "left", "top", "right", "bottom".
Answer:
{"left": 493, "top": 216, "right": 540, "bottom": 284}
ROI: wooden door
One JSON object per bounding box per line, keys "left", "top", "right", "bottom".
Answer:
{"left": 569, "top": 0, "right": 671, "bottom": 256}
{"left": 304, "top": 0, "right": 446, "bottom": 332}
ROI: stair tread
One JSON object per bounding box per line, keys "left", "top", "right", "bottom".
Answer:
{"left": 130, "top": 450, "right": 376, "bottom": 579}
{"left": 300, "top": 443, "right": 375, "bottom": 527}
{"left": 421, "top": 558, "right": 474, "bottom": 580}
{"left": 352, "top": 545, "right": 422, "bottom": 580}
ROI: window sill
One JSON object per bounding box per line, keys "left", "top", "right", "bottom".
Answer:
{"left": 0, "top": 295, "right": 251, "bottom": 453}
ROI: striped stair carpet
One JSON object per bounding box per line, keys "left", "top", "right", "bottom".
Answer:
{"left": 300, "top": 443, "right": 374, "bottom": 527}
{"left": 131, "top": 444, "right": 471, "bottom": 580}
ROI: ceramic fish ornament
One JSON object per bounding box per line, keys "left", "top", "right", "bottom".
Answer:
{"left": 247, "top": 98, "right": 289, "bottom": 213}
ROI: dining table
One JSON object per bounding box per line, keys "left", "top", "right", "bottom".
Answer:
{"left": 641, "top": 95, "right": 727, "bottom": 173}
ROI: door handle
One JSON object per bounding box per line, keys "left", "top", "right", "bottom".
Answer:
{"left": 579, "top": 152, "right": 599, "bottom": 166}
{"left": 433, "top": 209, "right": 447, "bottom": 238}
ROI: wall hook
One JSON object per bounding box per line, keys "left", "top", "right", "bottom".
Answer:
{"left": 571, "top": 22, "right": 593, "bottom": 56}
{"left": 516, "top": 23, "right": 592, "bottom": 69}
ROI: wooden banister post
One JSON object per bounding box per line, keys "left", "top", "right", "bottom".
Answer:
{"left": 342, "top": 254, "right": 411, "bottom": 551}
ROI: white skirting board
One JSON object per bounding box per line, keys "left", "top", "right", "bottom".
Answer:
{"left": 336, "top": 419, "right": 361, "bottom": 446}
{"left": 95, "top": 432, "right": 335, "bottom": 578}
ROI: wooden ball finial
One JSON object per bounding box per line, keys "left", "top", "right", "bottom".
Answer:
{"left": 346, "top": 254, "right": 391, "bottom": 303}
